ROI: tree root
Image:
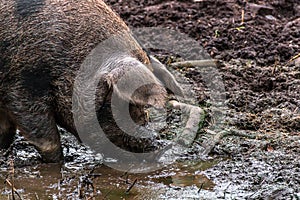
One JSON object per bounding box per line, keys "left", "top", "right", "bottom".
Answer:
{"left": 165, "top": 100, "right": 273, "bottom": 158}
{"left": 200, "top": 128, "right": 272, "bottom": 156}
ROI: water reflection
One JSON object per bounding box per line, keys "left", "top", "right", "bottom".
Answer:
{"left": 0, "top": 159, "right": 221, "bottom": 199}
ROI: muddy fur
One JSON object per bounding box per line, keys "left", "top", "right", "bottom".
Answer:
{"left": 0, "top": 0, "right": 181, "bottom": 162}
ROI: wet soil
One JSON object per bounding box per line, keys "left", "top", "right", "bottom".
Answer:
{"left": 1, "top": 0, "right": 300, "bottom": 199}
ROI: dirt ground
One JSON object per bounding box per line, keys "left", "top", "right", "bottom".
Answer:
{"left": 106, "top": 0, "right": 300, "bottom": 133}
{"left": 0, "top": 0, "right": 299, "bottom": 199}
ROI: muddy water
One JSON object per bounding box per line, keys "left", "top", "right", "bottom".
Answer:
{"left": 1, "top": 131, "right": 300, "bottom": 199}
{"left": 0, "top": 159, "right": 220, "bottom": 199}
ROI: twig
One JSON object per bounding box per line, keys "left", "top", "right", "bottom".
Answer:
{"left": 198, "top": 182, "right": 204, "bottom": 194}
{"left": 102, "top": 189, "right": 113, "bottom": 199}
{"left": 125, "top": 179, "right": 137, "bottom": 194}
{"left": 241, "top": 8, "right": 245, "bottom": 24}
{"left": 34, "top": 193, "right": 40, "bottom": 200}
{"left": 284, "top": 52, "right": 300, "bottom": 67}
{"left": 78, "top": 164, "right": 102, "bottom": 199}
{"left": 201, "top": 128, "right": 269, "bottom": 155}
{"left": 5, "top": 179, "right": 23, "bottom": 200}
{"left": 120, "top": 170, "right": 129, "bottom": 179}
{"left": 223, "top": 183, "right": 231, "bottom": 199}
{"left": 9, "top": 159, "right": 16, "bottom": 200}
{"left": 119, "top": 167, "right": 133, "bottom": 184}
{"left": 241, "top": 0, "right": 248, "bottom": 25}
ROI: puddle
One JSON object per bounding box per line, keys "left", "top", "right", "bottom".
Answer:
{"left": 148, "top": 160, "right": 219, "bottom": 190}
{"left": 0, "top": 159, "right": 220, "bottom": 199}
{"left": 1, "top": 133, "right": 299, "bottom": 199}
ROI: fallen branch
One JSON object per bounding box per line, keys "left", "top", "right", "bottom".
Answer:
{"left": 168, "top": 100, "right": 205, "bottom": 147}
{"left": 170, "top": 59, "right": 217, "bottom": 68}
{"left": 200, "top": 130, "right": 226, "bottom": 155}
{"left": 200, "top": 128, "right": 274, "bottom": 155}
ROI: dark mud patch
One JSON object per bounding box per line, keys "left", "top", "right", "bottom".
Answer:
{"left": 106, "top": 0, "right": 300, "bottom": 66}
{"left": 198, "top": 59, "right": 300, "bottom": 133}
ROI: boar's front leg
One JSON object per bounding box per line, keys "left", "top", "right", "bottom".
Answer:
{"left": 0, "top": 108, "right": 16, "bottom": 149}
{"left": 7, "top": 91, "right": 63, "bottom": 163}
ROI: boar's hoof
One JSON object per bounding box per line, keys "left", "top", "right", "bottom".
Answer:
{"left": 39, "top": 146, "right": 64, "bottom": 163}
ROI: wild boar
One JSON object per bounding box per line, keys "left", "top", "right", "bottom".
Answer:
{"left": 0, "top": 0, "right": 182, "bottom": 162}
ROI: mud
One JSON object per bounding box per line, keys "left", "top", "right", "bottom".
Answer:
{"left": 1, "top": 0, "right": 300, "bottom": 199}
{"left": 107, "top": 0, "right": 300, "bottom": 66}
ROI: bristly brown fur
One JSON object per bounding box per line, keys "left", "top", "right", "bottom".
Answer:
{"left": 0, "top": 0, "right": 174, "bottom": 162}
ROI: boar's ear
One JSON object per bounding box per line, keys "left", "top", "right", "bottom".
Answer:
{"left": 106, "top": 57, "right": 167, "bottom": 108}
{"left": 149, "top": 56, "right": 184, "bottom": 97}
